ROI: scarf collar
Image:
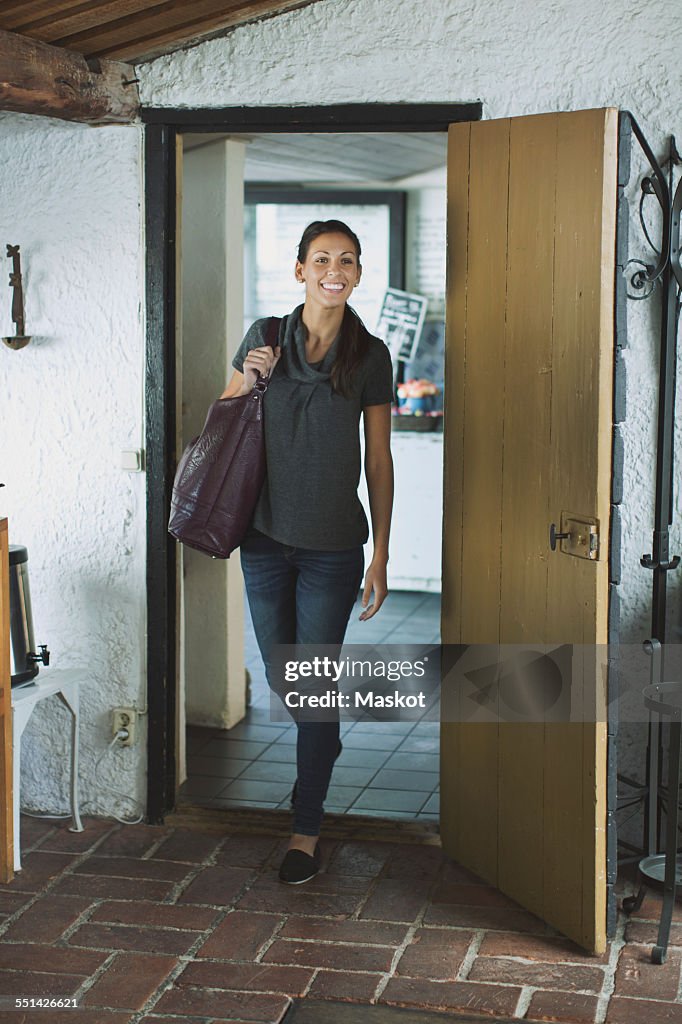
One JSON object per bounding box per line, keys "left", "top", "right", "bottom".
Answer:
{"left": 280, "top": 304, "right": 341, "bottom": 383}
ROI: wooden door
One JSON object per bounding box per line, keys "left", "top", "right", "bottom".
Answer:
{"left": 440, "top": 108, "right": 618, "bottom": 953}
{"left": 0, "top": 518, "right": 13, "bottom": 882}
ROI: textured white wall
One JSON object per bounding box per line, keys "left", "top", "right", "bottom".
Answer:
{"left": 138, "top": 0, "right": 682, "bottom": 797}
{"left": 0, "top": 113, "right": 146, "bottom": 821}
{"left": 2, "top": 0, "right": 678, "bottom": 821}
{"left": 137, "top": 0, "right": 682, "bottom": 639}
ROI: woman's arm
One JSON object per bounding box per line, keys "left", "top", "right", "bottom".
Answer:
{"left": 361, "top": 402, "right": 394, "bottom": 620}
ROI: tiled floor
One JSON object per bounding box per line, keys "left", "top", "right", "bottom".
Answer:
{"left": 181, "top": 591, "right": 441, "bottom": 822}
{"left": 0, "top": 813, "right": 679, "bottom": 1024}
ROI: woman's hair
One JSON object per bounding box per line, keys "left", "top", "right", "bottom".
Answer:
{"left": 297, "top": 219, "right": 369, "bottom": 399}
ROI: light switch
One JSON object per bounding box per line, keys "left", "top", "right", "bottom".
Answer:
{"left": 120, "top": 449, "right": 144, "bottom": 472}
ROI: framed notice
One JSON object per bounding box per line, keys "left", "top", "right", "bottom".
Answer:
{"left": 375, "top": 288, "right": 428, "bottom": 365}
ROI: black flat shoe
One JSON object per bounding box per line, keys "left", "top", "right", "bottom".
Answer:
{"left": 278, "top": 843, "right": 320, "bottom": 884}
{"left": 290, "top": 740, "right": 343, "bottom": 808}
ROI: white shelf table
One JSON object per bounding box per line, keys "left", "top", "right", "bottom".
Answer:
{"left": 11, "top": 670, "right": 85, "bottom": 870}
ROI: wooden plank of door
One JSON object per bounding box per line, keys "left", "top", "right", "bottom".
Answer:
{"left": 440, "top": 120, "right": 470, "bottom": 855}
{"left": 497, "top": 112, "right": 558, "bottom": 917}
{"left": 440, "top": 118, "right": 510, "bottom": 884}
{"left": 0, "top": 518, "right": 13, "bottom": 883}
{"left": 544, "top": 108, "right": 617, "bottom": 951}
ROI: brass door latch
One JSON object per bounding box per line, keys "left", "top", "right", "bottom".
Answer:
{"left": 549, "top": 513, "right": 599, "bottom": 560}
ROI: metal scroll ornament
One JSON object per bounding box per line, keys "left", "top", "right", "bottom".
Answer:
{"left": 2, "top": 244, "right": 31, "bottom": 350}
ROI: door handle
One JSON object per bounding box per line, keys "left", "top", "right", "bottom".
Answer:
{"left": 549, "top": 515, "right": 600, "bottom": 560}
{"left": 549, "top": 523, "right": 570, "bottom": 551}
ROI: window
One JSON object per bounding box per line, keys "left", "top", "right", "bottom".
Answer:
{"left": 243, "top": 188, "right": 405, "bottom": 338}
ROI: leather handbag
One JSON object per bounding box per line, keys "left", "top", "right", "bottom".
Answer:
{"left": 168, "top": 317, "right": 280, "bottom": 558}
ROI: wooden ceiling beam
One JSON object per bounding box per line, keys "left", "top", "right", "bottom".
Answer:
{"left": 0, "top": 0, "right": 119, "bottom": 32}
{"left": 57, "top": 0, "right": 322, "bottom": 61}
{"left": 0, "top": 27, "right": 139, "bottom": 123}
{"left": 7, "top": 0, "right": 165, "bottom": 40}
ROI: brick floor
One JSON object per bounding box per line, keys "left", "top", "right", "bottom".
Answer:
{"left": 2, "top": 814, "right": 682, "bottom": 1022}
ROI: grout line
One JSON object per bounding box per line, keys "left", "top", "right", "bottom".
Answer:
{"left": 455, "top": 928, "right": 485, "bottom": 980}
{"left": 253, "top": 914, "right": 289, "bottom": 963}
{"left": 513, "top": 985, "right": 535, "bottom": 1019}
{"left": 595, "top": 911, "right": 627, "bottom": 1024}
{"left": 372, "top": 891, "right": 436, "bottom": 1002}
{"left": 140, "top": 833, "right": 175, "bottom": 861}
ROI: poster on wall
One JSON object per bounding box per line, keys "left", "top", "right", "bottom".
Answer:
{"left": 375, "top": 288, "right": 428, "bottom": 366}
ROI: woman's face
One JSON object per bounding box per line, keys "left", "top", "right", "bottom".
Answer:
{"left": 295, "top": 231, "right": 362, "bottom": 310}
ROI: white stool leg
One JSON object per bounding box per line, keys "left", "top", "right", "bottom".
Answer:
{"left": 11, "top": 701, "right": 36, "bottom": 872}
{"left": 57, "top": 684, "right": 83, "bottom": 833}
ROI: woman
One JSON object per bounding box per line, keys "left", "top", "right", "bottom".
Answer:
{"left": 221, "top": 219, "right": 394, "bottom": 884}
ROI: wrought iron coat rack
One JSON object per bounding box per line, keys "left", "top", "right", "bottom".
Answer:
{"left": 626, "top": 118, "right": 682, "bottom": 629}
{"left": 618, "top": 111, "right": 682, "bottom": 963}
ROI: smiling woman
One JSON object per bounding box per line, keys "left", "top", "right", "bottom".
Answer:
{"left": 220, "top": 218, "right": 395, "bottom": 884}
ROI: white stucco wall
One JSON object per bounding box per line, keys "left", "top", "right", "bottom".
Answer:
{"left": 136, "top": 0, "right": 682, "bottom": 638}
{"left": 2, "top": 0, "right": 679, "bottom": 824}
{"left": 0, "top": 113, "right": 146, "bottom": 821}
{"left": 137, "top": 0, "right": 681, "bottom": 794}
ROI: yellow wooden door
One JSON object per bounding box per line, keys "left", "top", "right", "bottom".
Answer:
{"left": 441, "top": 108, "right": 618, "bottom": 953}
{"left": 0, "top": 519, "right": 13, "bottom": 882}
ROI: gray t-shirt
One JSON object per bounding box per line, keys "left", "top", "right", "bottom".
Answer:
{"left": 232, "top": 304, "right": 393, "bottom": 550}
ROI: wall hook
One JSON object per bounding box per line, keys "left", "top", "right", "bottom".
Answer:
{"left": 2, "top": 244, "right": 31, "bottom": 350}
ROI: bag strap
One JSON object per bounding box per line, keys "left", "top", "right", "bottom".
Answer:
{"left": 253, "top": 317, "right": 282, "bottom": 394}
{"left": 265, "top": 316, "right": 281, "bottom": 352}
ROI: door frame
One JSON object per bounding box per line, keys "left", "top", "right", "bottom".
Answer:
{"left": 142, "top": 101, "right": 483, "bottom": 823}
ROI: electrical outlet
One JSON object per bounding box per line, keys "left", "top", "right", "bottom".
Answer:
{"left": 112, "top": 708, "right": 136, "bottom": 747}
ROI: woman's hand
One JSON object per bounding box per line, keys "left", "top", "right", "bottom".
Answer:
{"left": 359, "top": 557, "right": 388, "bottom": 620}
{"left": 242, "top": 345, "right": 282, "bottom": 392}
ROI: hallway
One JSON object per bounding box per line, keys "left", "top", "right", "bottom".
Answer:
{"left": 180, "top": 591, "right": 441, "bottom": 821}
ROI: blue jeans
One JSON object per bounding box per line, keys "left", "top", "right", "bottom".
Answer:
{"left": 240, "top": 528, "right": 364, "bottom": 836}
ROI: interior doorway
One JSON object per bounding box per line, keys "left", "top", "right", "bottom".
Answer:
{"left": 176, "top": 128, "right": 448, "bottom": 823}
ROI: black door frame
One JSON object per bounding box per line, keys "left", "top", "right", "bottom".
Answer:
{"left": 143, "top": 102, "right": 483, "bottom": 823}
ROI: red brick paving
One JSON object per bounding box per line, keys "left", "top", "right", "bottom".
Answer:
{"left": 358, "top": 877, "right": 432, "bottom": 921}
{"left": 1, "top": 894, "right": 92, "bottom": 943}
{"left": 394, "top": 926, "right": 473, "bottom": 979}
{"left": 73, "top": 856, "right": 189, "bottom": 882}
{"left": 278, "top": 916, "right": 407, "bottom": 944}
{"left": 2, "top": 852, "right": 78, "bottom": 891}
{"left": 152, "top": 828, "right": 224, "bottom": 863}
{"left": 80, "top": 952, "right": 178, "bottom": 1009}
{"left": 196, "top": 910, "right": 282, "bottom": 959}
{"left": 612, "top": 943, "right": 682, "bottom": 1000}
{"left": 478, "top": 930, "right": 610, "bottom": 964}
{"left": 177, "top": 959, "right": 314, "bottom": 994}
{"left": 525, "top": 990, "right": 600, "bottom": 1022}
{"left": 153, "top": 986, "right": 290, "bottom": 1019}
{"left": 88, "top": 899, "right": 220, "bottom": 930}
{"left": 0, "top": 970, "right": 84, "bottom": 997}
{"left": 468, "top": 956, "right": 605, "bottom": 992}
{"left": 2, "top": 815, "right": 682, "bottom": 1022}
{"left": 606, "top": 996, "right": 682, "bottom": 1022}
{"left": 262, "top": 937, "right": 396, "bottom": 971}
{"left": 177, "top": 864, "right": 257, "bottom": 905}
{"left": 307, "top": 969, "right": 382, "bottom": 1001}
{"left": 379, "top": 975, "right": 523, "bottom": 1016}
{"left": 52, "top": 873, "right": 175, "bottom": 901}
{"left": 67, "top": 921, "right": 203, "bottom": 954}
{"left": 0, "top": 1013, "right": 132, "bottom": 1023}
{"left": 625, "top": 918, "right": 682, "bottom": 946}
